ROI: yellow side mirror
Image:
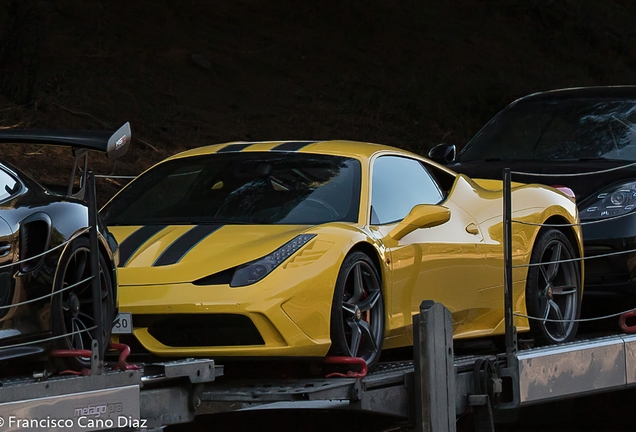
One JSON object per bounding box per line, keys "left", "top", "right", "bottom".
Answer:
{"left": 388, "top": 204, "right": 451, "bottom": 241}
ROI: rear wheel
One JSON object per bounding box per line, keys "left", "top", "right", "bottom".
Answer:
{"left": 525, "top": 229, "right": 581, "bottom": 344}
{"left": 329, "top": 251, "right": 384, "bottom": 369}
{"left": 51, "top": 237, "right": 115, "bottom": 371}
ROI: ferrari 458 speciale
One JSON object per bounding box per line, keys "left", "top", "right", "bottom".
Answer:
{"left": 103, "top": 140, "right": 582, "bottom": 367}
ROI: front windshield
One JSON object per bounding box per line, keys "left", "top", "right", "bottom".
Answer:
{"left": 102, "top": 152, "right": 361, "bottom": 225}
{"left": 460, "top": 98, "right": 636, "bottom": 162}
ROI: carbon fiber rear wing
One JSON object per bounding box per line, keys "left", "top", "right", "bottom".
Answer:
{"left": 0, "top": 123, "right": 132, "bottom": 198}
{"left": 0, "top": 122, "right": 131, "bottom": 160}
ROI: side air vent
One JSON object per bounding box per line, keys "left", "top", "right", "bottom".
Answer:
{"left": 20, "top": 213, "right": 51, "bottom": 273}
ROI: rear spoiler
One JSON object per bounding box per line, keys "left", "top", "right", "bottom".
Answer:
{"left": 0, "top": 122, "right": 131, "bottom": 160}
{"left": 0, "top": 123, "right": 132, "bottom": 198}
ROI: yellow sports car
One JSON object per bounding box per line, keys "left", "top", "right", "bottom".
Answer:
{"left": 102, "top": 140, "right": 583, "bottom": 367}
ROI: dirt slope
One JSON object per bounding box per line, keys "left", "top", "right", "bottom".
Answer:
{"left": 0, "top": 0, "right": 635, "bottom": 199}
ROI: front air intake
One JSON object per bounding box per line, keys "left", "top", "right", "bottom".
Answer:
{"left": 137, "top": 314, "right": 265, "bottom": 347}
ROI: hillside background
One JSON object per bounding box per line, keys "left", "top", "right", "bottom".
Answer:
{"left": 1, "top": 0, "right": 635, "bottom": 200}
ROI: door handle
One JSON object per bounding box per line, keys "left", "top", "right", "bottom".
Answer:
{"left": 465, "top": 223, "right": 479, "bottom": 235}
{"left": 0, "top": 244, "right": 10, "bottom": 257}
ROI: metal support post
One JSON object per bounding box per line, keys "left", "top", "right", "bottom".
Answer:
{"left": 87, "top": 171, "right": 104, "bottom": 368}
{"left": 495, "top": 168, "right": 520, "bottom": 418}
{"left": 413, "top": 300, "right": 456, "bottom": 432}
{"left": 502, "top": 167, "right": 517, "bottom": 360}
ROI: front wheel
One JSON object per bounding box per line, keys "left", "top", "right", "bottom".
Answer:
{"left": 51, "top": 237, "right": 115, "bottom": 371}
{"left": 525, "top": 229, "right": 581, "bottom": 345}
{"left": 329, "top": 251, "right": 385, "bottom": 369}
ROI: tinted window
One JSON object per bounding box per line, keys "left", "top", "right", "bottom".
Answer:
{"left": 103, "top": 152, "right": 361, "bottom": 225}
{"left": 0, "top": 169, "right": 19, "bottom": 203}
{"left": 370, "top": 156, "right": 443, "bottom": 224}
{"left": 460, "top": 99, "right": 636, "bottom": 161}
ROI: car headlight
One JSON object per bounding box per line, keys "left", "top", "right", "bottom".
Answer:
{"left": 581, "top": 182, "right": 636, "bottom": 220}
{"left": 230, "top": 234, "right": 316, "bottom": 287}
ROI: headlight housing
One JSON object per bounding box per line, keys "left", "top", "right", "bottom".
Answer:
{"left": 230, "top": 234, "right": 316, "bottom": 287}
{"left": 581, "top": 181, "right": 636, "bottom": 220}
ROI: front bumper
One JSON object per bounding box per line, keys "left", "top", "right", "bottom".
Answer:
{"left": 118, "top": 264, "right": 339, "bottom": 358}
{"left": 582, "top": 212, "right": 636, "bottom": 296}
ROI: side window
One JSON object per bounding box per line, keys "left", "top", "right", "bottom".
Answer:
{"left": 0, "top": 169, "right": 19, "bottom": 203}
{"left": 371, "top": 156, "right": 443, "bottom": 225}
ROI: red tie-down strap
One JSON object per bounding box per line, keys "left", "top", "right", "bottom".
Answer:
{"left": 109, "top": 343, "right": 142, "bottom": 371}
{"left": 50, "top": 343, "right": 141, "bottom": 373}
{"left": 620, "top": 310, "right": 636, "bottom": 334}
{"left": 49, "top": 349, "right": 93, "bottom": 376}
{"left": 323, "top": 356, "right": 368, "bottom": 378}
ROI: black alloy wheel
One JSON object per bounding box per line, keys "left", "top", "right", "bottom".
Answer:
{"left": 329, "top": 251, "right": 385, "bottom": 369}
{"left": 525, "top": 229, "right": 581, "bottom": 344}
{"left": 52, "top": 237, "right": 114, "bottom": 371}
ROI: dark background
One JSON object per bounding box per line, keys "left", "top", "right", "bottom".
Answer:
{"left": 1, "top": 0, "right": 636, "bottom": 199}
{"left": 2, "top": 1, "right": 636, "bottom": 430}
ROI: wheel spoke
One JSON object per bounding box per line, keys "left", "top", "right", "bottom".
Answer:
{"left": 548, "top": 299, "right": 567, "bottom": 337}
{"left": 75, "top": 253, "right": 87, "bottom": 284}
{"left": 342, "top": 302, "right": 356, "bottom": 315}
{"left": 76, "top": 317, "right": 93, "bottom": 339}
{"left": 551, "top": 284, "right": 578, "bottom": 295}
{"left": 359, "top": 320, "right": 378, "bottom": 353}
{"left": 72, "top": 320, "right": 83, "bottom": 350}
{"left": 545, "top": 243, "right": 562, "bottom": 282}
{"left": 359, "top": 290, "right": 381, "bottom": 312}
{"left": 347, "top": 320, "right": 362, "bottom": 357}
{"left": 539, "top": 265, "right": 550, "bottom": 284}
{"left": 78, "top": 311, "right": 95, "bottom": 322}
{"left": 351, "top": 264, "right": 364, "bottom": 303}
{"left": 73, "top": 278, "right": 94, "bottom": 297}
{"left": 541, "top": 298, "right": 551, "bottom": 323}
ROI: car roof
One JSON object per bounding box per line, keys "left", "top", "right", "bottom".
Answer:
{"left": 168, "top": 140, "right": 422, "bottom": 162}
{"left": 146, "top": 140, "right": 458, "bottom": 181}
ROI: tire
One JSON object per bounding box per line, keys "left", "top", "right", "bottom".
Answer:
{"left": 51, "top": 237, "right": 115, "bottom": 371}
{"left": 525, "top": 229, "right": 581, "bottom": 345}
{"left": 328, "top": 251, "right": 385, "bottom": 369}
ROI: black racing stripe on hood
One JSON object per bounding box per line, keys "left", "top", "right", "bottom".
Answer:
{"left": 217, "top": 143, "right": 253, "bottom": 153}
{"left": 271, "top": 141, "right": 316, "bottom": 152}
{"left": 153, "top": 224, "right": 224, "bottom": 267}
{"left": 118, "top": 225, "right": 167, "bottom": 267}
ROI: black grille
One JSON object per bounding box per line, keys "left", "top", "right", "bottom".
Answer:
{"left": 137, "top": 314, "right": 265, "bottom": 347}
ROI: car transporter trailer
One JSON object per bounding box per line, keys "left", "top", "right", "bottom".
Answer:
{"left": 1, "top": 299, "right": 636, "bottom": 432}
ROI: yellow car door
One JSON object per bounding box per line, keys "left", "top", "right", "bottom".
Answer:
{"left": 369, "top": 155, "right": 490, "bottom": 347}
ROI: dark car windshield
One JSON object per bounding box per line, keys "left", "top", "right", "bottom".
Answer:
{"left": 102, "top": 152, "right": 361, "bottom": 225}
{"left": 460, "top": 98, "right": 636, "bottom": 162}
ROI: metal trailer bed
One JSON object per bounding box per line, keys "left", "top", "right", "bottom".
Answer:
{"left": 0, "top": 301, "right": 634, "bottom": 431}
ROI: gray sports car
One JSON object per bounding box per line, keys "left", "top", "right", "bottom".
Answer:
{"left": 0, "top": 123, "right": 130, "bottom": 370}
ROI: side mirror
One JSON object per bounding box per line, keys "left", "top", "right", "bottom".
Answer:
{"left": 388, "top": 204, "right": 451, "bottom": 241}
{"left": 428, "top": 143, "right": 456, "bottom": 165}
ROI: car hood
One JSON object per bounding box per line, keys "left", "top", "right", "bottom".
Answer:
{"left": 448, "top": 159, "right": 636, "bottom": 205}
{"left": 109, "top": 224, "right": 312, "bottom": 285}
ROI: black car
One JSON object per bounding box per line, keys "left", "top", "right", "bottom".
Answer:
{"left": 429, "top": 86, "right": 636, "bottom": 298}
{"left": 0, "top": 123, "right": 130, "bottom": 370}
